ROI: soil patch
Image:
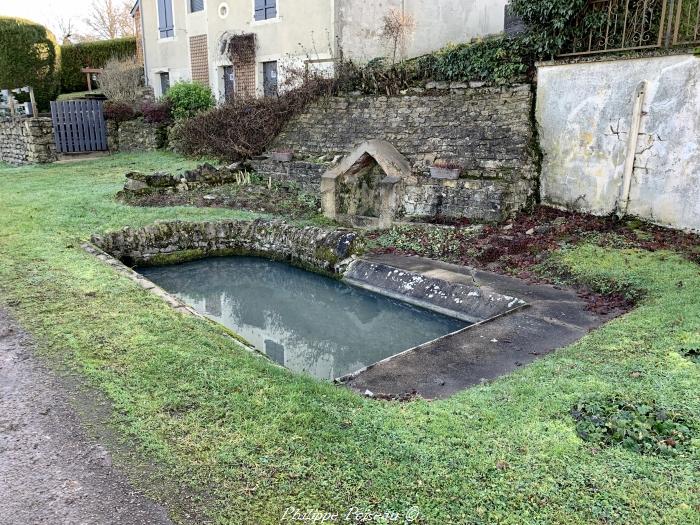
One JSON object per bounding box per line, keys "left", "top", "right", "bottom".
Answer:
{"left": 366, "top": 206, "right": 700, "bottom": 314}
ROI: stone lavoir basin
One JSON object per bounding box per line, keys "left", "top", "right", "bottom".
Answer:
{"left": 89, "top": 219, "right": 612, "bottom": 398}
{"left": 141, "top": 257, "right": 467, "bottom": 381}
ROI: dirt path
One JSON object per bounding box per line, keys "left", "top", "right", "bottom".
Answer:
{"left": 0, "top": 308, "right": 173, "bottom": 525}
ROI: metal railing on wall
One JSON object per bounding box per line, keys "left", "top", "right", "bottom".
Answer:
{"left": 559, "top": 0, "right": 700, "bottom": 57}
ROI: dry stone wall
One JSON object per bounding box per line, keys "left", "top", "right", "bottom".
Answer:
{"left": 0, "top": 118, "right": 57, "bottom": 165}
{"left": 107, "top": 118, "right": 168, "bottom": 152}
{"left": 266, "top": 85, "right": 538, "bottom": 221}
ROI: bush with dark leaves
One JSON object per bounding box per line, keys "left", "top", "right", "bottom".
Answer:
{"left": 141, "top": 100, "right": 172, "bottom": 125}
{"left": 103, "top": 100, "right": 139, "bottom": 123}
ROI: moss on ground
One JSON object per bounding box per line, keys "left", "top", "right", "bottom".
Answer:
{"left": 0, "top": 152, "right": 698, "bottom": 524}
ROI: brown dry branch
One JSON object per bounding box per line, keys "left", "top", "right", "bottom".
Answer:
{"left": 381, "top": 7, "right": 416, "bottom": 65}
{"left": 171, "top": 72, "right": 333, "bottom": 161}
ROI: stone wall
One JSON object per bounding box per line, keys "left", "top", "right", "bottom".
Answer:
{"left": 0, "top": 118, "right": 57, "bottom": 165}
{"left": 107, "top": 118, "right": 168, "bottom": 152}
{"left": 91, "top": 219, "right": 357, "bottom": 274}
{"left": 248, "top": 159, "right": 330, "bottom": 192}
{"left": 120, "top": 162, "right": 246, "bottom": 195}
{"left": 269, "top": 85, "right": 538, "bottom": 221}
{"left": 537, "top": 54, "right": 700, "bottom": 232}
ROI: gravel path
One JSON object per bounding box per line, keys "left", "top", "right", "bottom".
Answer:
{"left": 0, "top": 308, "right": 173, "bottom": 525}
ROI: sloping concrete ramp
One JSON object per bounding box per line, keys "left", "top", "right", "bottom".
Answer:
{"left": 341, "top": 254, "right": 616, "bottom": 399}
{"left": 343, "top": 259, "right": 526, "bottom": 324}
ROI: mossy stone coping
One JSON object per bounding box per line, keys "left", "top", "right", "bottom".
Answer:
{"left": 91, "top": 219, "right": 358, "bottom": 275}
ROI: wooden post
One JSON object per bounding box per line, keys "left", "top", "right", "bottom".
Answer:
{"left": 28, "top": 87, "right": 37, "bottom": 117}
{"left": 617, "top": 81, "right": 647, "bottom": 218}
{"left": 8, "top": 93, "right": 16, "bottom": 120}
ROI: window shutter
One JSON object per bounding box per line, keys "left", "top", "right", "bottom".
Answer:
{"left": 159, "top": 0, "right": 174, "bottom": 37}
{"left": 254, "top": 0, "right": 265, "bottom": 21}
{"left": 158, "top": 0, "right": 167, "bottom": 36}
{"left": 266, "top": 0, "right": 277, "bottom": 19}
{"left": 190, "top": 0, "right": 204, "bottom": 13}
{"left": 165, "top": 0, "right": 174, "bottom": 36}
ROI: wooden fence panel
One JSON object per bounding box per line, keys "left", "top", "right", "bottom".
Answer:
{"left": 50, "top": 100, "right": 108, "bottom": 154}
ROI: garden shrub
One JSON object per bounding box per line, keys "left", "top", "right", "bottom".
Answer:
{"left": 141, "top": 100, "right": 172, "bottom": 124}
{"left": 163, "top": 82, "right": 215, "bottom": 120}
{"left": 571, "top": 396, "right": 695, "bottom": 456}
{"left": 335, "top": 35, "right": 532, "bottom": 95}
{"left": 60, "top": 37, "right": 136, "bottom": 93}
{"left": 97, "top": 57, "right": 144, "bottom": 103}
{"left": 171, "top": 76, "right": 332, "bottom": 160}
{"left": 0, "top": 17, "right": 59, "bottom": 110}
{"left": 335, "top": 57, "right": 418, "bottom": 95}
{"left": 104, "top": 100, "right": 138, "bottom": 122}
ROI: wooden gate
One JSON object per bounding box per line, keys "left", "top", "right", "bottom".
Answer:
{"left": 50, "top": 100, "right": 108, "bottom": 154}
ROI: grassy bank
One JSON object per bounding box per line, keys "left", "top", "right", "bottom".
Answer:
{"left": 0, "top": 153, "right": 698, "bottom": 524}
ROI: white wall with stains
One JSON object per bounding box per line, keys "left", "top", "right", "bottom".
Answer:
{"left": 536, "top": 54, "right": 700, "bottom": 232}
{"left": 337, "top": 0, "right": 508, "bottom": 61}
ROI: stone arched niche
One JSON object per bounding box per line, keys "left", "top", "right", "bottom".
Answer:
{"left": 321, "top": 140, "right": 411, "bottom": 228}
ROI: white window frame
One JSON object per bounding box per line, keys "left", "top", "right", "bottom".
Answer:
{"left": 156, "top": 0, "right": 177, "bottom": 41}
{"left": 251, "top": 0, "right": 280, "bottom": 26}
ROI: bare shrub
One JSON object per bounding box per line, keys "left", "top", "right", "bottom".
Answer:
{"left": 97, "top": 57, "right": 143, "bottom": 102}
{"left": 171, "top": 73, "right": 333, "bottom": 161}
{"left": 381, "top": 8, "right": 416, "bottom": 64}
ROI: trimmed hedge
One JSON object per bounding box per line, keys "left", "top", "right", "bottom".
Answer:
{"left": 60, "top": 37, "right": 137, "bottom": 93}
{"left": 0, "top": 17, "right": 59, "bottom": 110}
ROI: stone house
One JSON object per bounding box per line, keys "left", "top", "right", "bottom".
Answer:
{"left": 131, "top": 0, "right": 509, "bottom": 100}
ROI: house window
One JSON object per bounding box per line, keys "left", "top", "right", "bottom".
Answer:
{"left": 190, "top": 0, "right": 204, "bottom": 13}
{"left": 254, "top": 0, "right": 277, "bottom": 21}
{"left": 160, "top": 72, "right": 171, "bottom": 95}
{"left": 158, "top": 0, "right": 175, "bottom": 38}
{"left": 263, "top": 61, "right": 278, "bottom": 97}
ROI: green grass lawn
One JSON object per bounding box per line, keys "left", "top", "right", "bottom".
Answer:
{"left": 0, "top": 152, "right": 698, "bottom": 524}
{"left": 56, "top": 90, "right": 104, "bottom": 101}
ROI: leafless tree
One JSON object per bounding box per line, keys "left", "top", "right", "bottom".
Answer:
{"left": 380, "top": 7, "right": 416, "bottom": 64}
{"left": 98, "top": 57, "right": 144, "bottom": 102}
{"left": 84, "top": 0, "right": 135, "bottom": 40}
{"left": 56, "top": 18, "right": 75, "bottom": 44}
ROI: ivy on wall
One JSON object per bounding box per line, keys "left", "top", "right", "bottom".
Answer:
{"left": 509, "top": 0, "right": 590, "bottom": 58}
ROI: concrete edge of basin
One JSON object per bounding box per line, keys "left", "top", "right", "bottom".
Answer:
{"left": 341, "top": 258, "right": 528, "bottom": 324}
{"left": 333, "top": 303, "right": 526, "bottom": 385}
{"left": 334, "top": 257, "right": 531, "bottom": 384}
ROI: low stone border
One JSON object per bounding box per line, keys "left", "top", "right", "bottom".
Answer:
{"left": 82, "top": 242, "right": 200, "bottom": 317}
{"left": 90, "top": 219, "right": 358, "bottom": 275}
{"left": 121, "top": 163, "right": 247, "bottom": 196}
